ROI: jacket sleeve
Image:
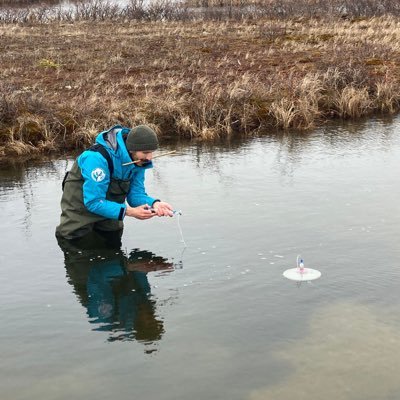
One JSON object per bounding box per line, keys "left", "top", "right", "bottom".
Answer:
{"left": 78, "top": 152, "right": 126, "bottom": 220}
{"left": 126, "top": 167, "right": 157, "bottom": 207}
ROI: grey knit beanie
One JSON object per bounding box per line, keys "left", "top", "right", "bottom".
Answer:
{"left": 126, "top": 125, "right": 159, "bottom": 151}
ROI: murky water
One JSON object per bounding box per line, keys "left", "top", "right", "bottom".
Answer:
{"left": 1, "top": 117, "right": 400, "bottom": 400}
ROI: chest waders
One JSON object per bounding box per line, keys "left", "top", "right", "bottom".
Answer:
{"left": 56, "top": 147, "right": 131, "bottom": 240}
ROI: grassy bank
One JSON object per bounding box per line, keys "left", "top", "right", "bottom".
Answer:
{"left": 1, "top": 13, "right": 400, "bottom": 158}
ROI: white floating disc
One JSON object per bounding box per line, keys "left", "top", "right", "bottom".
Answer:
{"left": 283, "top": 267, "right": 321, "bottom": 281}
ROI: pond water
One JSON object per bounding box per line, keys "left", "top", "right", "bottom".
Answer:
{"left": 1, "top": 117, "right": 400, "bottom": 400}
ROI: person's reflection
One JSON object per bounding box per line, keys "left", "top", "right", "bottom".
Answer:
{"left": 57, "top": 232, "right": 174, "bottom": 352}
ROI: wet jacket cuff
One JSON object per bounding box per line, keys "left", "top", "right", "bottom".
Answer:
{"left": 118, "top": 207, "right": 126, "bottom": 221}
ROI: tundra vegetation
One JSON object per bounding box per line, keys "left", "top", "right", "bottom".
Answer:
{"left": 1, "top": 0, "right": 400, "bottom": 158}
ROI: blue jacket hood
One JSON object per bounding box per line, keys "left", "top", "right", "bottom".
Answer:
{"left": 95, "top": 125, "right": 133, "bottom": 166}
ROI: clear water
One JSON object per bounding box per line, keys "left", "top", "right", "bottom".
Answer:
{"left": 1, "top": 117, "right": 400, "bottom": 400}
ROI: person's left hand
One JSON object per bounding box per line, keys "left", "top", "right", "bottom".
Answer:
{"left": 153, "top": 201, "right": 174, "bottom": 217}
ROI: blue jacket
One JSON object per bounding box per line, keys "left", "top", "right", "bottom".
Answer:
{"left": 77, "top": 126, "right": 157, "bottom": 220}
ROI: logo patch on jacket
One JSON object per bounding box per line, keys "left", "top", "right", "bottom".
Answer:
{"left": 91, "top": 168, "right": 106, "bottom": 182}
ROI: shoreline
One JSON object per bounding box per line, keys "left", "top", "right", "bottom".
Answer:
{"left": 1, "top": 16, "right": 400, "bottom": 160}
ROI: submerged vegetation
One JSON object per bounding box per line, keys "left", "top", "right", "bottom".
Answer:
{"left": 1, "top": 0, "right": 400, "bottom": 158}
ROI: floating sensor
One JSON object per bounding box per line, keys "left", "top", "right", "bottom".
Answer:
{"left": 283, "top": 255, "right": 321, "bottom": 281}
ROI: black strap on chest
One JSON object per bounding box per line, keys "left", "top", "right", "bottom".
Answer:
{"left": 88, "top": 144, "right": 114, "bottom": 176}
{"left": 62, "top": 143, "right": 114, "bottom": 192}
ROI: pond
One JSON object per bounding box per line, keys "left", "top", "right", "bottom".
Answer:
{"left": 1, "top": 117, "right": 400, "bottom": 400}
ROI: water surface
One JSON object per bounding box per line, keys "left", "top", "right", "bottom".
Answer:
{"left": 1, "top": 117, "right": 400, "bottom": 400}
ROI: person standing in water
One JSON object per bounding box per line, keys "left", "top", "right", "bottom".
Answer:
{"left": 56, "top": 125, "right": 173, "bottom": 242}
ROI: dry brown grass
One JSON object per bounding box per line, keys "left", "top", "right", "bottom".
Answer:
{"left": 1, "top": 15, "right": 400, "bottom": 158}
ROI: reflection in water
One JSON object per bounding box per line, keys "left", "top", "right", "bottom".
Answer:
{"left": 57, "top": 232, "right": 174, "bottom": 352}
{"left": 272, "top": 118, "right": 398, "bottom": 181}
{"left": 0, "top": 158, "right": 68, "bottom": 237}
{"left": 249, "top": 302, "right": 400, "bottom": 400}
{"left": 169, "top": 117, "right": 400, "bottom": 185}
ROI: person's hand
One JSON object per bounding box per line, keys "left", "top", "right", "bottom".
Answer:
{"left": 125, "top": 204, "right": 156, "bottom": 220}
{"left": 126, "top": 260, "right": 174, "bottom": 273}
{"left": 153, "top": 201, "right": 174, "bottom": 217}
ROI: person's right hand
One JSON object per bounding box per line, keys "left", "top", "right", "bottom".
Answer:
{"left": 125, "top": 204, "right": 156, "bottom": 220}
